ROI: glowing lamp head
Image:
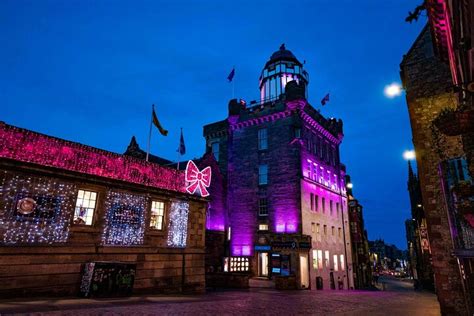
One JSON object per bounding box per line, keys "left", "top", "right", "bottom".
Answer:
{"left": 346, "top": 183, "right": 353, "bottom": 189}
{"left": 384, "top": 83, "right": 402, "bottom": 98}
{"left": 403, "top": 150, "right": 416, "bottom": 161}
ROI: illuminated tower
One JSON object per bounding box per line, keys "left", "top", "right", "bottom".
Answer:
{"left": 203, "top": 45, "right": 353, "bottom": 291}
{"left": 259, "top": 44, "right": 309, "bottom": 102}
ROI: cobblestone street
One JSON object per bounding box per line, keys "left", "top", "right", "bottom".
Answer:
{"left": 0, "top": 277, "right": 440, "bottom": 315}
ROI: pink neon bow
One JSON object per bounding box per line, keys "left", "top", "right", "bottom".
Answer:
{"left": 185, "top": 160, "right": 212, "bottom": 197}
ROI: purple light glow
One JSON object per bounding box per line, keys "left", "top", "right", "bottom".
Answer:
{"left": 0, "top": 123, "right": 186, "bottom": 193}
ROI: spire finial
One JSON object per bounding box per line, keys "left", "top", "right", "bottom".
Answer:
{"left": 280, "top": 43, "right": 285, "bottom": 50}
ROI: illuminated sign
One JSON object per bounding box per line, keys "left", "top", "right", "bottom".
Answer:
{"left": 185, "top": 160, "right": 212, "bottom": 197}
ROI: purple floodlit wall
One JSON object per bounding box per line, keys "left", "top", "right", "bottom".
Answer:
{"left": 0, "top": 123, "right": 186, "bottom": 193}
{"left": 228, "top": 113, "right": 301, "bottom": 256}
{"left": 198, "top": 153, "right": 226, "bottom": 231}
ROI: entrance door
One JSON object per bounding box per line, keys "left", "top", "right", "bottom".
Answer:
{"left": 258, "top": 252, "right": 269, "bottom": 277}
{"left": 299, "top": 253, "right": 310, "bottom": 288}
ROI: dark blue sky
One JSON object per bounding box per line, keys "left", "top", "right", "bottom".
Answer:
{"left": 1, "top": 0, "right": 425, "bottom": 249}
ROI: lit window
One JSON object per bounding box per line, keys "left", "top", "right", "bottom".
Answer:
{"left": 340, "top": 254, "right": 345, "bottom": 271}
{"left": 227, "top": 227, "right": 231, "bottom": 241}
{"left": 229, "top": 257, "right": 250, "bottom": 272}
{"left": 259, "top": 164, "right": 268, "bottom": 185}
{"left": 258, "top": 128, "right": 268, "bottom": 150}
{"left": 259, "top": 223, "right": 269, "bottom": 231}
{"left": 74, "top": 189, "right": 97, "bottom": 225}
{"left": 259, "top": 198, "right": 268, "bottom": 216}
{"left": 324, "top": 250, "right": 330, "bottom": 267}
{"left": 211, "top": 142, "right": 219, "bottom": 161}
{"left": 312, "top": 249, "right": 323, "bottom": 269}
{"left": 334, "top": 254, "right": 338, "bottom": 271}
{"left": 150, "top": 200, "right": 165, "bottom": 230}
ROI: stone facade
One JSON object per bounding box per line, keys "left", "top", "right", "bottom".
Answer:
{"left": 400, "top": 25, "right": 469, "bottom": 314}
{"left": 203, "top": 46, "right": 354, "bottom": 290}
{"left": 0, "top": 122, "right": 207, "bottom": 297}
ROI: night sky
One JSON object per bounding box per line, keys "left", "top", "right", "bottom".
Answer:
{"left": 1, "top": 0, "right": 426, "bottom": 249}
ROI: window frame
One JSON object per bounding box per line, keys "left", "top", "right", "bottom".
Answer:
{"left": 258, "top": 128, "right": 268, "bottom": 150}
{"left": 149, "top": 199, "right": 166, "bottom": 231}
{"left": 73, "top": 188, "right": 99, "bottom": 227}
{"left": 258, "top": 198, "right": 268, "bottom": 216}
{"left": 259, "top": 164, "right": 268, "bottom": 185}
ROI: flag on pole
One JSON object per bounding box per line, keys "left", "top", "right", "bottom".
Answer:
{"left": 152, "top": 105, "right": 168, "bottom": 136}
{"left": 177, "top": 128, "right": 186, "bottom": 155}
{"left": 321, "top": 93, "right": 330, "bottom": 106}
{"left": 227, "top": 67, "right": 235, "bottom": 82}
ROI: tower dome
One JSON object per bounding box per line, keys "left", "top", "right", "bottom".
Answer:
{"left": 259, "top": 44, "right": 309, "bottom": 102}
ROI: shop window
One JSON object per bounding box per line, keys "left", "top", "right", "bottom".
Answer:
{"left": 259, "top": 223, "right": 269, "bottom": 231}
{"left": 324, "top": 250, "right": 330, "bottom": 268}
{"left": 312, "top": 249, "right": 323, "bottom": 269}
{"left": 334, "top": 254, "right": 338, "bottom": 271}
{"left": 229, "top": 257, "right": 249, "bottom": 272}
{"left": 150, "top": 200, "right": 165, "bottom": 230}
{"left": 74, "top": 189, "right": 97, "bottom": 225}
{"left": 258, "top": 128, "right": 268, "bottom": 150}
{"left": 340, "top": 255, "right": 345, "bottom": 271}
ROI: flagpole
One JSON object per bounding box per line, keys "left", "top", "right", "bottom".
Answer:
{"left": 177, "top": 128, "right": 181, "bottom": 170}
{"left": 146, "top": 104, "right": 153, "bottom": 162}
{"left": 232, "top": 65, "right": 235, "bottom": 99}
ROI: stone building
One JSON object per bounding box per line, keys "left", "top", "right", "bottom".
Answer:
{"left": 203, "top": 45, "right": 354, "bottom": 290}
{"left": 404, "top": 161, "right": 434, "bottom": 290}
{"left": 345, "top": 175, "right": 372, "bottom": 289}
{"left": 400, "top": 23, "right": 472, "bottom": 314}
{"left": 0, "top": 122, "right": 207, "bottom": 297}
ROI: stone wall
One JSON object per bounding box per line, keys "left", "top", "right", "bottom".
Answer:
{"left": 401, "top": 25, "right": 468, "bottom": 315}
{"left": 0, "top": 162, "right": 207, "bottom": 298}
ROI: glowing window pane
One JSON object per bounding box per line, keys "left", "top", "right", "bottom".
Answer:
{"left": 74, "top": 189, "right": 97, "bottom": 226}
{"left": 150, "top": 200, "right": 165, "bottom": 230}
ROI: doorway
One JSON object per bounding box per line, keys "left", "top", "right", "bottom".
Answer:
{"left": 299, "top": 253, "right": 310, "bottom": 288}
{"left": 258, "top": 252, "right": 269, "bottom": 277}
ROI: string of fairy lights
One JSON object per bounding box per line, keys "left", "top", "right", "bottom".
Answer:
{"left": 0, "top": 170, "right": 193, "bottom": 247}
{"left": 101, "top": 190, "right": 147, "bottom": 246}
{"left": 0, "top": 171, "right": 75, "bottom": 244}
{"left": 167, "top": 201, "right": 190, "bottom": 248}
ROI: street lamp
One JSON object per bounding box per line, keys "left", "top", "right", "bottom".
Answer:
{"left": 403, "top": 150, "right": 416, "bottom": 161}
{"left": 384, "top": 82, "right": 403, "bottom": 98}
{"left": 346, "top": 182, "right": 353, "bottom": 189}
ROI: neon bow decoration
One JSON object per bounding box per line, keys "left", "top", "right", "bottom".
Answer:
{"left": 185, "top": 160, "right": 212, "bottom": 197}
